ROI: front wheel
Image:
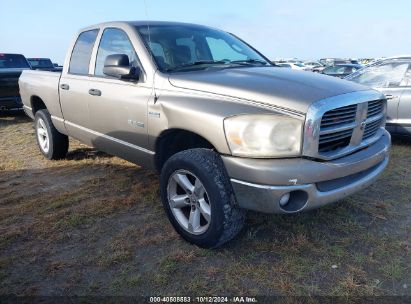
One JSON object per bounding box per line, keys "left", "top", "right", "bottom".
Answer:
{"left": 160, "top": 149, "right": 245, "bottom": 248}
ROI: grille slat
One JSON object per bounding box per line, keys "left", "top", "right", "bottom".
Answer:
{"left": 323, "top": 105, "right": 357, "bottom": 118}
{"left": 322, "top": 113, "right": 355, "bottom": 122}
{"left": 322, "top": 109, "right": 357, "bottom": 117}
{"left": 368, "top": 108, "right": 382, "bottom": 117}
{"left": 321, "top": 117, "right": 356, "bottom": 127}
{"left": 319, "top": 130, "right": 353, "bottom": 144}
{"left": 368, "top": 104, "right": 383, "bottom": 110}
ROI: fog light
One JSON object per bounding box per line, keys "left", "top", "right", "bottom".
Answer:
{"left": 279, "top": 193, "right": 290, "bottom": 207}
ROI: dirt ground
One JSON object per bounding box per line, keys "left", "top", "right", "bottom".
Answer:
{"left": 0, "top": 111, "right": 410, "bottom": 297}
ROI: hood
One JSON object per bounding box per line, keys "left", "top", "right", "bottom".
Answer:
{"left": 168, "top": 67, "right": 369, "bottom": 113}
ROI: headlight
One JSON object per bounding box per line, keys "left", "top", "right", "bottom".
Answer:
{"left": 224, "top": 114, "right": 303, "bottom": 157}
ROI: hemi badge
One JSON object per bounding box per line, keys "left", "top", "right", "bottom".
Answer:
{"left": 149, "top": 112, "right": 160, "bottom": 118}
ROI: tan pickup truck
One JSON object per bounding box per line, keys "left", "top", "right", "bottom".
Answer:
{"left": 19, "top": 21, "right": 391, "bottom": 248}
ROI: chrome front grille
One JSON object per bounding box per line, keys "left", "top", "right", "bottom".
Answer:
{"left": 363, "top": 117, "right": 384, "bottom": 140}
{"left": 319, "top": 129, "right": 353, "bottom": 152}
{"left": 320, "top": 104, "right": 357, "bottom": 128}
{"left": 367, "top": 99, "right": 384, "bottom": 118}
{"left": 303, "top": 91, "right": 387, "bottom": 160}
{"left": 362, "top": 99, "right": 385, "bottom": 140}
{"left": 319, "top": 104, "right": 357, "bottom": 152}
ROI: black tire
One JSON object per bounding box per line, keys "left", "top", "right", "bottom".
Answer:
{"left": 34, "top": 109, "right": 69, "bottom": 160}
{"left": 160, "top": 148, "right": 245, "bottom": 248}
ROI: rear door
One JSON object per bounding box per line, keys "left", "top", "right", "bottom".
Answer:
{"left": 59, "top": 29, "right": 99, "bottom": 144}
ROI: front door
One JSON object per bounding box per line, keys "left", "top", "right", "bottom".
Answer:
{"left": 86, "top": 27, "right": 153, "bottom": 163}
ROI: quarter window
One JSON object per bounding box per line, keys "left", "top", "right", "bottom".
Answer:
{"left": 95, "top": 28, "right": 138, "bottom": 77}
{"left": 69, "top": 30, "right": 99, "bottom": 75}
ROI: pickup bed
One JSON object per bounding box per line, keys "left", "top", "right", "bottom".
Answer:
{"left": 19, "top": 21, "right": 391, "bottom": 248}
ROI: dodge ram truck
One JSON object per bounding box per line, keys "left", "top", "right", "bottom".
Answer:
{"left": 19, "top": 21, "right": 391, "bottom": 248}
{"left": 0, "top": 53, "right": 31, "bottom": 110}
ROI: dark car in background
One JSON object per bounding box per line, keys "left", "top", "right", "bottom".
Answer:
{"left": 345, "top": 56, "right": 411, "bottom": 135}
{"left": 27, "top": 58, "right": 61, "bottom": 71}
{"left": 321, "top": 64, "right": 362, "bottom": 78}
{"left": 0, "top": 53, "right": 31, "bottom": 111}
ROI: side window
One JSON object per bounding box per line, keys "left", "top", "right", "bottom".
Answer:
{"left": 350, "top": 62, "right": 409, "bottom": 88}
{"left": 69, "top": 30, "right": 99, "bottom": 75}
{"left": 205, "top": 37, "right": 247, "bottom": 61}
{"left": 95, "top": 28, "right": 138, "bottom": 77}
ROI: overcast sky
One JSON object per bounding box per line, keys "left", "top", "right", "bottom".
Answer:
{"left": 1, "top": 0, "right": 410, "bottom": 64}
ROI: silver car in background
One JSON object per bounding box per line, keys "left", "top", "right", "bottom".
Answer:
{"left": 346, "top": 56, "right": 411, "bottom": 135}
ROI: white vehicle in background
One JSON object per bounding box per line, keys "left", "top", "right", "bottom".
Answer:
{"left": 276, "top": 62, "right": 308, "bottom": 71}
{"left": 304, "top": 61, "right": 322, "bottom": 68}
{"left": 304, "top": 61, "right": 325, "bottom": 72}
{"left": 273, "top": 58, "right": 302, "bottom": 64}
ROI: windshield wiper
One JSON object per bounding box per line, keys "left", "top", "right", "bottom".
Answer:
{"left": 230, "top": 59, "right": 269, "bottom": 65}
{"left": 166, "top": 60, "right": 228, "bottom": 72}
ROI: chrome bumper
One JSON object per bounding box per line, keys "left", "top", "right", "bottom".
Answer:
{"left": 223, "top": 130, "right": 391, "bottom": 214}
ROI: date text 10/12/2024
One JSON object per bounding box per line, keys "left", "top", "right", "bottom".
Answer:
{"left": 149, "top": 296, "right": 258, "bottom": 303}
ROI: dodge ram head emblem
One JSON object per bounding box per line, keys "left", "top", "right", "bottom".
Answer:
{"left": 360, "top": 120, "right": 367, "bottom": 130}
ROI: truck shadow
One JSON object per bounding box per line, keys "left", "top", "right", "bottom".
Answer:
{"left": 0, "top": 110, "right": 31, "bottom": 125}
{"left": 66, "top": 147, "right": 113, "bottom": 161}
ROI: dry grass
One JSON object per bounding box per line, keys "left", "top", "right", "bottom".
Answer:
{"left": 0, "top": 111, "right": 410, "bottom": 297}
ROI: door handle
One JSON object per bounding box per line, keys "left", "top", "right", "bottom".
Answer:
{"left": 385, "top": 94, "right": 398, "bottom": 100}
{"left": 88, "top": 89, "right": 102, "bottom": 96}
{"left": 60, "top": 84, "right": 69, "bottom": 90}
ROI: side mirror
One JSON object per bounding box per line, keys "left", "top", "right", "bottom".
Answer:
{"left": 103, "top": 54, "right": 141, "bottom": 81}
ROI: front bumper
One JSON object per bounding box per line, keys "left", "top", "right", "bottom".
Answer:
{"left": 222, "top": 130, "right": 391, "bottom": 213}
{"left": 0, "top": 96, "right": 23, "bottom": 110}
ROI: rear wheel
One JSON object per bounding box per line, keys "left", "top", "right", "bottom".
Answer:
{"left": 34, "top": 109, "right": 68, "bottom": 160}
{"left": 160, "top": 148, "right": 245, "bottom": 248}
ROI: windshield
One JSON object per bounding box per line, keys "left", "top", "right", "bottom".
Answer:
{"left": 0, "top": 54, "right": 30, "bottom": 69}
{"left": 135, "top": 24, "right": 270, "bottom": 72}
{"left": 28, "top": 58, "right": 54, "bottom": 69}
